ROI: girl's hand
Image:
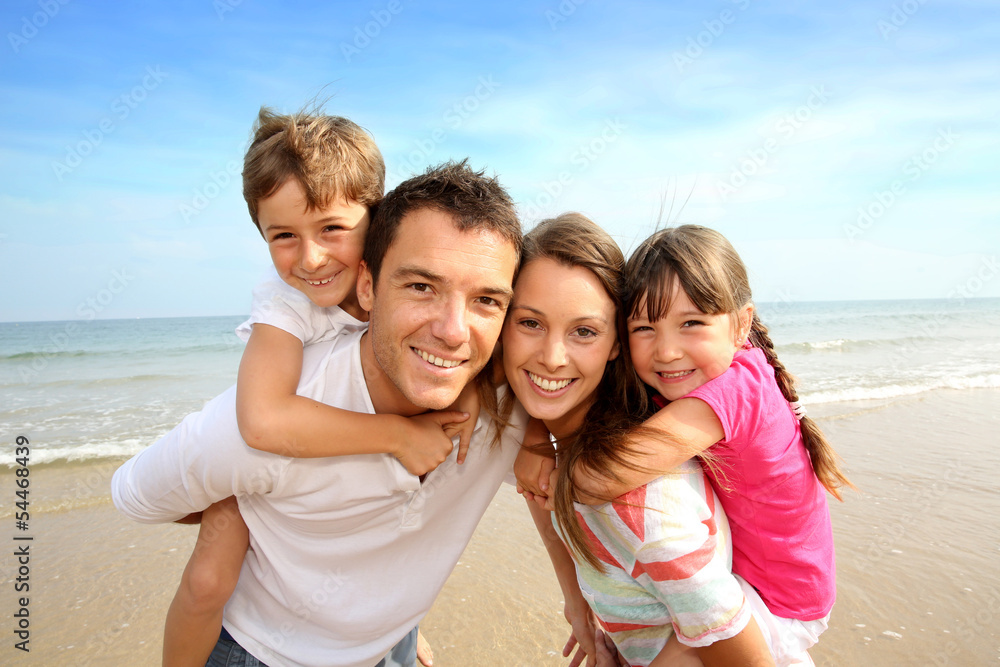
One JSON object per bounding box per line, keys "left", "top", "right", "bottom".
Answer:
{"left": 514, "top": 447, "right": 556, "bottom": 500}
{"left": 395, "top": 411, "right": 467, "bottom": 476}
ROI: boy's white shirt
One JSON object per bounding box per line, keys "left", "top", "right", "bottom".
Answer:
{"left": 112, "top": 328, "right": 526, "bottom": 667}
{"left": 235, "top": 266, "right": 364, "bottom": 344}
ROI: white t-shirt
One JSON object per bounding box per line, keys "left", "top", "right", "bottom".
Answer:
{"left": 235, "top": 266, "right": 365, "bottom": 344}
{"left": 112, "top": 329, "right": 525, "bottom": 667}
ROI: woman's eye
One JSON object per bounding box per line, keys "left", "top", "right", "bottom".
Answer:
{"left": 520, "top": 319, "right": 541, "bottom": 330}
{"left": 574, "top": 327, "right": 597, "bottom": 338}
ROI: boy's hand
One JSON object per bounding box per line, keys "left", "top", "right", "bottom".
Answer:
{"left": 396, "top": 411, "right": 467, "bottom": 476}
{"left": 446, "top": 384, "right": 481, "bottom": 465}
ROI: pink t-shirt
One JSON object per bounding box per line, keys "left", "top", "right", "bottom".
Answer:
{"left": 684, "top": 347, "right": 835, "bottom": 621}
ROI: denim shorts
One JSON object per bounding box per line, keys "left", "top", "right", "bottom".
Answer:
{"left": 205, "top": 625, "right": 419, "bottom": 667}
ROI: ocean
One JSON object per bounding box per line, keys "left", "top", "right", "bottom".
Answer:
{"left": 2, "top": 298, "right": 999, "bottom": 468}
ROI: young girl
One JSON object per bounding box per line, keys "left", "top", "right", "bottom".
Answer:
{"left": 164, "top": 108, "right": 468, "bottom": 667}
{"left": 546, "top": 224, "right": 853, "bottom": 665}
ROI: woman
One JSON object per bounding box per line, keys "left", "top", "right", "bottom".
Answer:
{"left": 499, "top": 213, "right": 776, "bottom": 667}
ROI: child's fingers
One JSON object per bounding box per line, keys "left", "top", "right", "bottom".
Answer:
{"left": 429, "top": 410, "right": 470, "bottom": 426}
{"left": 456, "top": 431, "right": 470, "bottom": 465}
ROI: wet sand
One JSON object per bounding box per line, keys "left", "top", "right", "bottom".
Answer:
{"left": 3, "top": 388, "right": 998, "bottom": 665}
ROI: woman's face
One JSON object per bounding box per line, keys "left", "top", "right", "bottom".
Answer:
{"left": 502, "top": 257, "right": 619, "bottom": 438}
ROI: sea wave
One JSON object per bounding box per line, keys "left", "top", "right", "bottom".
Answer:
{"left": 0, "top": 438, "right": 148, "bottom": 468}
{"left": 801, "top": 374, "right": 1000, "bottom": 404}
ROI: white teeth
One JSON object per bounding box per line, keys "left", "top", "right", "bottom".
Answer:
{"left": 528, "top": 372, "right": 572, "bottom": 392}
{"left": 416, "top": 349, "right": 461, "bottom": 368}
{"left": 305, "top": 276, "right": 334, "bottom": 286}
{"left": 659, "top": 370, "right": 693, "bottom": 379}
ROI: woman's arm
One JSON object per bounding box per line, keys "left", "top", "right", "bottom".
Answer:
{"left": 526, "top": 500, "right": 598, "bottom": 667}
{"left": 235, "top": 324, "right": 463, "bottom": 475}
{"left": 573, "top": 397, "right": 724, "bottom": 503}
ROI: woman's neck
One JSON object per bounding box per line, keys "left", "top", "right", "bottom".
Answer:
{"left": 543, "top": 398, "right": 594, "bottom": 441}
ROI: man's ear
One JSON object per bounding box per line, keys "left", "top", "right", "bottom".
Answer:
{"left": 357, "top": 260, "right": 374, "bottom": 312}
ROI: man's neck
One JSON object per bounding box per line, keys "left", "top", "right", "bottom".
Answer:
{"left": 358, "top": 331, "right": 426, "bottom": 417}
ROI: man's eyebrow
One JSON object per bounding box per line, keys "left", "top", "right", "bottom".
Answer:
{"left": 393, "top": 266, "right": 513, "bottom": 301}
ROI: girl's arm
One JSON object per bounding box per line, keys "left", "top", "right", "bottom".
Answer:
{"left": 573, "top": 397, "right": 724, "bottom": 503}
{"left": 236, "top": 324, "right": 465, "bottom": 475}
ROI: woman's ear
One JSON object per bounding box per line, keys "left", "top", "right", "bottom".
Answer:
{"left": 609, "top": 340, "right": 621, "bottom": 362}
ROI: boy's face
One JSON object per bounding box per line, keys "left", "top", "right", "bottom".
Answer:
{"left": 257, "top": 178, "right": 369, "bottom": 319}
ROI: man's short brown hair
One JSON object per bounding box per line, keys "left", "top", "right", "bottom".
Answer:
{"left": 242, "top": 106, "right": 385, "bottom": 232}
{"left": 363, "top": 159, "right": 522, "bottom": 284}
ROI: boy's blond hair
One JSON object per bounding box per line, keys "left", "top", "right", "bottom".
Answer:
{"left": 242, "top": 106, "right": 385, "bottom": 232}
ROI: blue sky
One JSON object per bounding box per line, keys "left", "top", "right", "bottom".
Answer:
{"left": 1, "top": 0, "right": 997, "bottom": 322}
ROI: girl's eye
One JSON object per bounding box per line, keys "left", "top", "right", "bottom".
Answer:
{"left": 323, "top": 225, "right": 344, "bottom": 233}
{"left": 629, "top": 324, "right": 652, "bottom": 334}
{"left": 682, "top": 320, "right": 705, "bottom": 328}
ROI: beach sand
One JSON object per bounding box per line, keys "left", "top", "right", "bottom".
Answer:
{"left": 3, "top": 388, "right": 998, "bottom": 665}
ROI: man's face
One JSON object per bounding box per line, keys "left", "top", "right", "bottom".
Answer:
{"left": 357, "top": 207, "right": 517, "bottom": 412}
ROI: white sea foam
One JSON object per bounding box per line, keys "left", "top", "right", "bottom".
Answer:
{"left": 801, "top": 374, "right": 1000, "bottom": 405}
{"left": 0, "top": 438, "right": 148, "bottom": 468}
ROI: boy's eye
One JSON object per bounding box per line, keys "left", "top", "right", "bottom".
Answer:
{"left": 269, "top": 232, "right": 294, "bottom": 241}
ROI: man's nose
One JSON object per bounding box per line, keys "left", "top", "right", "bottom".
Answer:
{"left": 432, "top": 297, "right": 471, "bottom": 348}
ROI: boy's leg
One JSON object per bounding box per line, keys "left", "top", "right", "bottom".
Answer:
{"left": 164, "top": 496, "right": 250, "bottom": 667}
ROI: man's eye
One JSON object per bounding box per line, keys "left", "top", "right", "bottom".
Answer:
{"left": 476, "top": 296, "right": 499, "bottom": 307}
{"left": 410, "top": 283, "right": 430, "bottom": 292}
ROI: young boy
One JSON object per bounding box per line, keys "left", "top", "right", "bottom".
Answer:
{"left": 163, "top": 107, "right": 469, "bottom": 666}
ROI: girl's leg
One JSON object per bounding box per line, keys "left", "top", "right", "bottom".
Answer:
{"left": 163, "top": 496, "right": 249, "bottom": 667}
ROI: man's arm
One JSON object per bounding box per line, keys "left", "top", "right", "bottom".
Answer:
{"left": 111, "top": 385, "right": 283, "bottom": 523}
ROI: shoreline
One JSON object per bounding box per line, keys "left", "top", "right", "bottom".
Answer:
{"left": 2, "top": 387, "right": 998, "bottom": 665}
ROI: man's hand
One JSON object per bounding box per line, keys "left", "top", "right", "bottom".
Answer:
{"left": 395, "top": 411, "right": 467, "bottom": 476}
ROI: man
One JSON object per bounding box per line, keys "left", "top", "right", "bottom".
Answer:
{"left": 112, "top": 161, "right": 524, "bottom": 667}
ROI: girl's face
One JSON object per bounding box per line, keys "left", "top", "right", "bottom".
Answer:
{"left": 502, "top": 257, "right": 619, "bottom": 438}
{"left": 628, "top": 281, "right": 752, "bottom": 402}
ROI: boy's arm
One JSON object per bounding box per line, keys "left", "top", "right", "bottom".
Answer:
{"left": 236, "top": 324, "right": 463, "bottom": 475}
{"left": 445, "top": 382, "right": 480, "bottom": 464}
{"left": 573, "top": 397, "right": 724, "bottom": 504}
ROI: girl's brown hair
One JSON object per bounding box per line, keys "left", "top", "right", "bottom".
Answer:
{"left": 624, "top": 225, "right": 855, "bottom": 501}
